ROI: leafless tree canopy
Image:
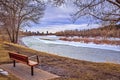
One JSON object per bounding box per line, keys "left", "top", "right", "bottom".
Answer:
{"left": 51, "top": 0, "right": 120, "bottom": 24}
{"left": 0, "top": 0, "right": 45, "bottom": 43}
{"left": 0, "top": 0, "right": 119, "bottom": 43}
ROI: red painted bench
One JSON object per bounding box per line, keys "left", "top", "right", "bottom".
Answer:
{"left": 8, "top": 52, "right": 39, "bottom": 76}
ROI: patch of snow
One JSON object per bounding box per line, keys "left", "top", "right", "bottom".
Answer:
{"left": 41, "top": 40, "right": 120, "bottom": 51}
{"left": 0, "top": 69, "right": 9, "bottom": 76}
{"left": 0, "top": 71, "right": 9, "bottom": 76}
{"left": 0, "top": 69, "right": 4, "bottom": 72}
{"left": 107, "top": 37, "right": 120, "bottom": 41}
{"left": 62, "top": 36, "right": 120, "bottom": 41}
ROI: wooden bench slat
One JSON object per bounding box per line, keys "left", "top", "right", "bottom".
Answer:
{"left": 9, "top": 52, "right": 28, "bottom": 64}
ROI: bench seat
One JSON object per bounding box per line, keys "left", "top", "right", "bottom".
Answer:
{"left": 28, "top": 60, "right": 38, "bottom": 66}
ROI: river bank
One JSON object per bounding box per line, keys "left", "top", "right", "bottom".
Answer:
{"left": 0, "top": 34, "right": 120, "bottom": 80}
{"left": 59, "top": 37, "right": 120, "bottom": 45}
{"left": 21, "top": 36, "right": 120, "bottom": 63}
{"left": 1, "top": 42, "right": 120, "bottom": 80}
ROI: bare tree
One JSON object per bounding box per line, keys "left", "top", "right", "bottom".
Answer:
{"left": 73, "top": 0, "right": 120, "bottom": 24}
{"left": 0, "top": 0, "right": 45, "bottom": 43}
{"left": 51, "top": 0, "right": 120, "bottom": 25}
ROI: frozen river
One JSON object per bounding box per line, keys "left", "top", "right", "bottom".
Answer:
{"left": 21, "top": 36, "right": 120, "bottom": 63}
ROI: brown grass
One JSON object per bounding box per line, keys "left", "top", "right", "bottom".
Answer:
{"left": 0, "top": 33, "right": 120, "bottom": 80}
{"left": 0, "top": 42, "right": 120, "bottom": 80}
{"left": 0, "top": 74, "right": 19, "bottom": 80}
{"left": 0, "top": 42, "right": 20, "bottom": 80}
{"left": 56, "top": 25, "right": 120, "bottom": 38}
{"left": 59, "top": 37, "right": 120, "bottom": 45}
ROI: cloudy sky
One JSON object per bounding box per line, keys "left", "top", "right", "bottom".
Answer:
{"left": 25, "top": 4, "right": 100, "bottom": 33}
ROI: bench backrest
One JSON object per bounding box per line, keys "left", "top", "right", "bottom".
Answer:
{"left": 9, "top": 52, "right": 28, "bottom": 64}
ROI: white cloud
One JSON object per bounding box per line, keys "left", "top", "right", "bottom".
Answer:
{"left": 25, "top": 2, "right": 100, "bottom": 33}
{"left": 40, "top": 4, "right": 73, "bottom": 25}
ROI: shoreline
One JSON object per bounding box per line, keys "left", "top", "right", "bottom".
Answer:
{"left": 29, "top": 35, "right": 120, "bottom": 51}
{"left": 59, "top": 37, "right": 120, "bottom": 45}
{"left": 20, "top": 36, "right": 120, "bottom": 64}
{"left": 3, "top": 42, "right": 120, "bottom": 80}
{"left": 18, "top": 36, "right": 29, "bottom": 47}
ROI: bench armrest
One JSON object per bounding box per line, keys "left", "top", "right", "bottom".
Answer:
{"left": 28, "top": 55, "right": 39, "bottom": 63}
{"left": 28, "top": 55, "right": 37, "bottom": 58}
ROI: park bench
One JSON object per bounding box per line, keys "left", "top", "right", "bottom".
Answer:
{"left": 8, "top": 52, "right": 39, "bottom": 76}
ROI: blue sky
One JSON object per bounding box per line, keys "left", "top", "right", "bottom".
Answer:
{"left": 25, "top": 4, "right": 100, "bottom": 33}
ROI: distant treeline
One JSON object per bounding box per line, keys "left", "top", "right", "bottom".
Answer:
{"left": 0, "top": 27, "right": 54, "bottom": 36}
{"left": 55, "top": 25, "right": 120, "bottom": 38}
{"left": 22, "top": 31, "right": 54, "bottom": 36}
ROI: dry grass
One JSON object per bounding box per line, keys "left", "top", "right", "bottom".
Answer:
{"left": 0, "top": 33, "right": 120, "bottom": 80}
{"left": 59, "top": 37, "right": 120, "bottom": 45}
{"left": 0, "top": 74, "right": 19, "bottom": 80}
{"left": 0, "top": 42, "right": 120, "bottom": 80}
{"left": 56, "top": 25, "right": 120, "bottom": 38}
{"left": 0, "top": 34, "right": 20, "bottom": 79}
{"left": 0, "top": 35, "right": 10, "bottom": 42}
{"left": 0, "top": 42, "right": 20, "bottom": 80}
{"left": 0, "top": 43, "right": 10, "bottom": 64}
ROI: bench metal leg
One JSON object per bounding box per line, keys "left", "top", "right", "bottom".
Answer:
{"left": 31, "top": 66, "right": 34, "bottom": 76}
{"left": 13, "top": 60, "right": 16, "bottom": 67}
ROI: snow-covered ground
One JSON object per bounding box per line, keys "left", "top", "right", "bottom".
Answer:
{"left": 61, "top": 36, "right": 120, "bottom": 41}
{"left": 29, "top": 35, "right": 120, "bottom": 51}
{"left": 50, "top": 40, "right": 120, "bottom": 51}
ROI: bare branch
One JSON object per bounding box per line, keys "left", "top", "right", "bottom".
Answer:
{"left": 107, "top": 0, "right": 120, "bottom": 8}
{"left": 0, "top": 0, "right": 45, "bottom": 43}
